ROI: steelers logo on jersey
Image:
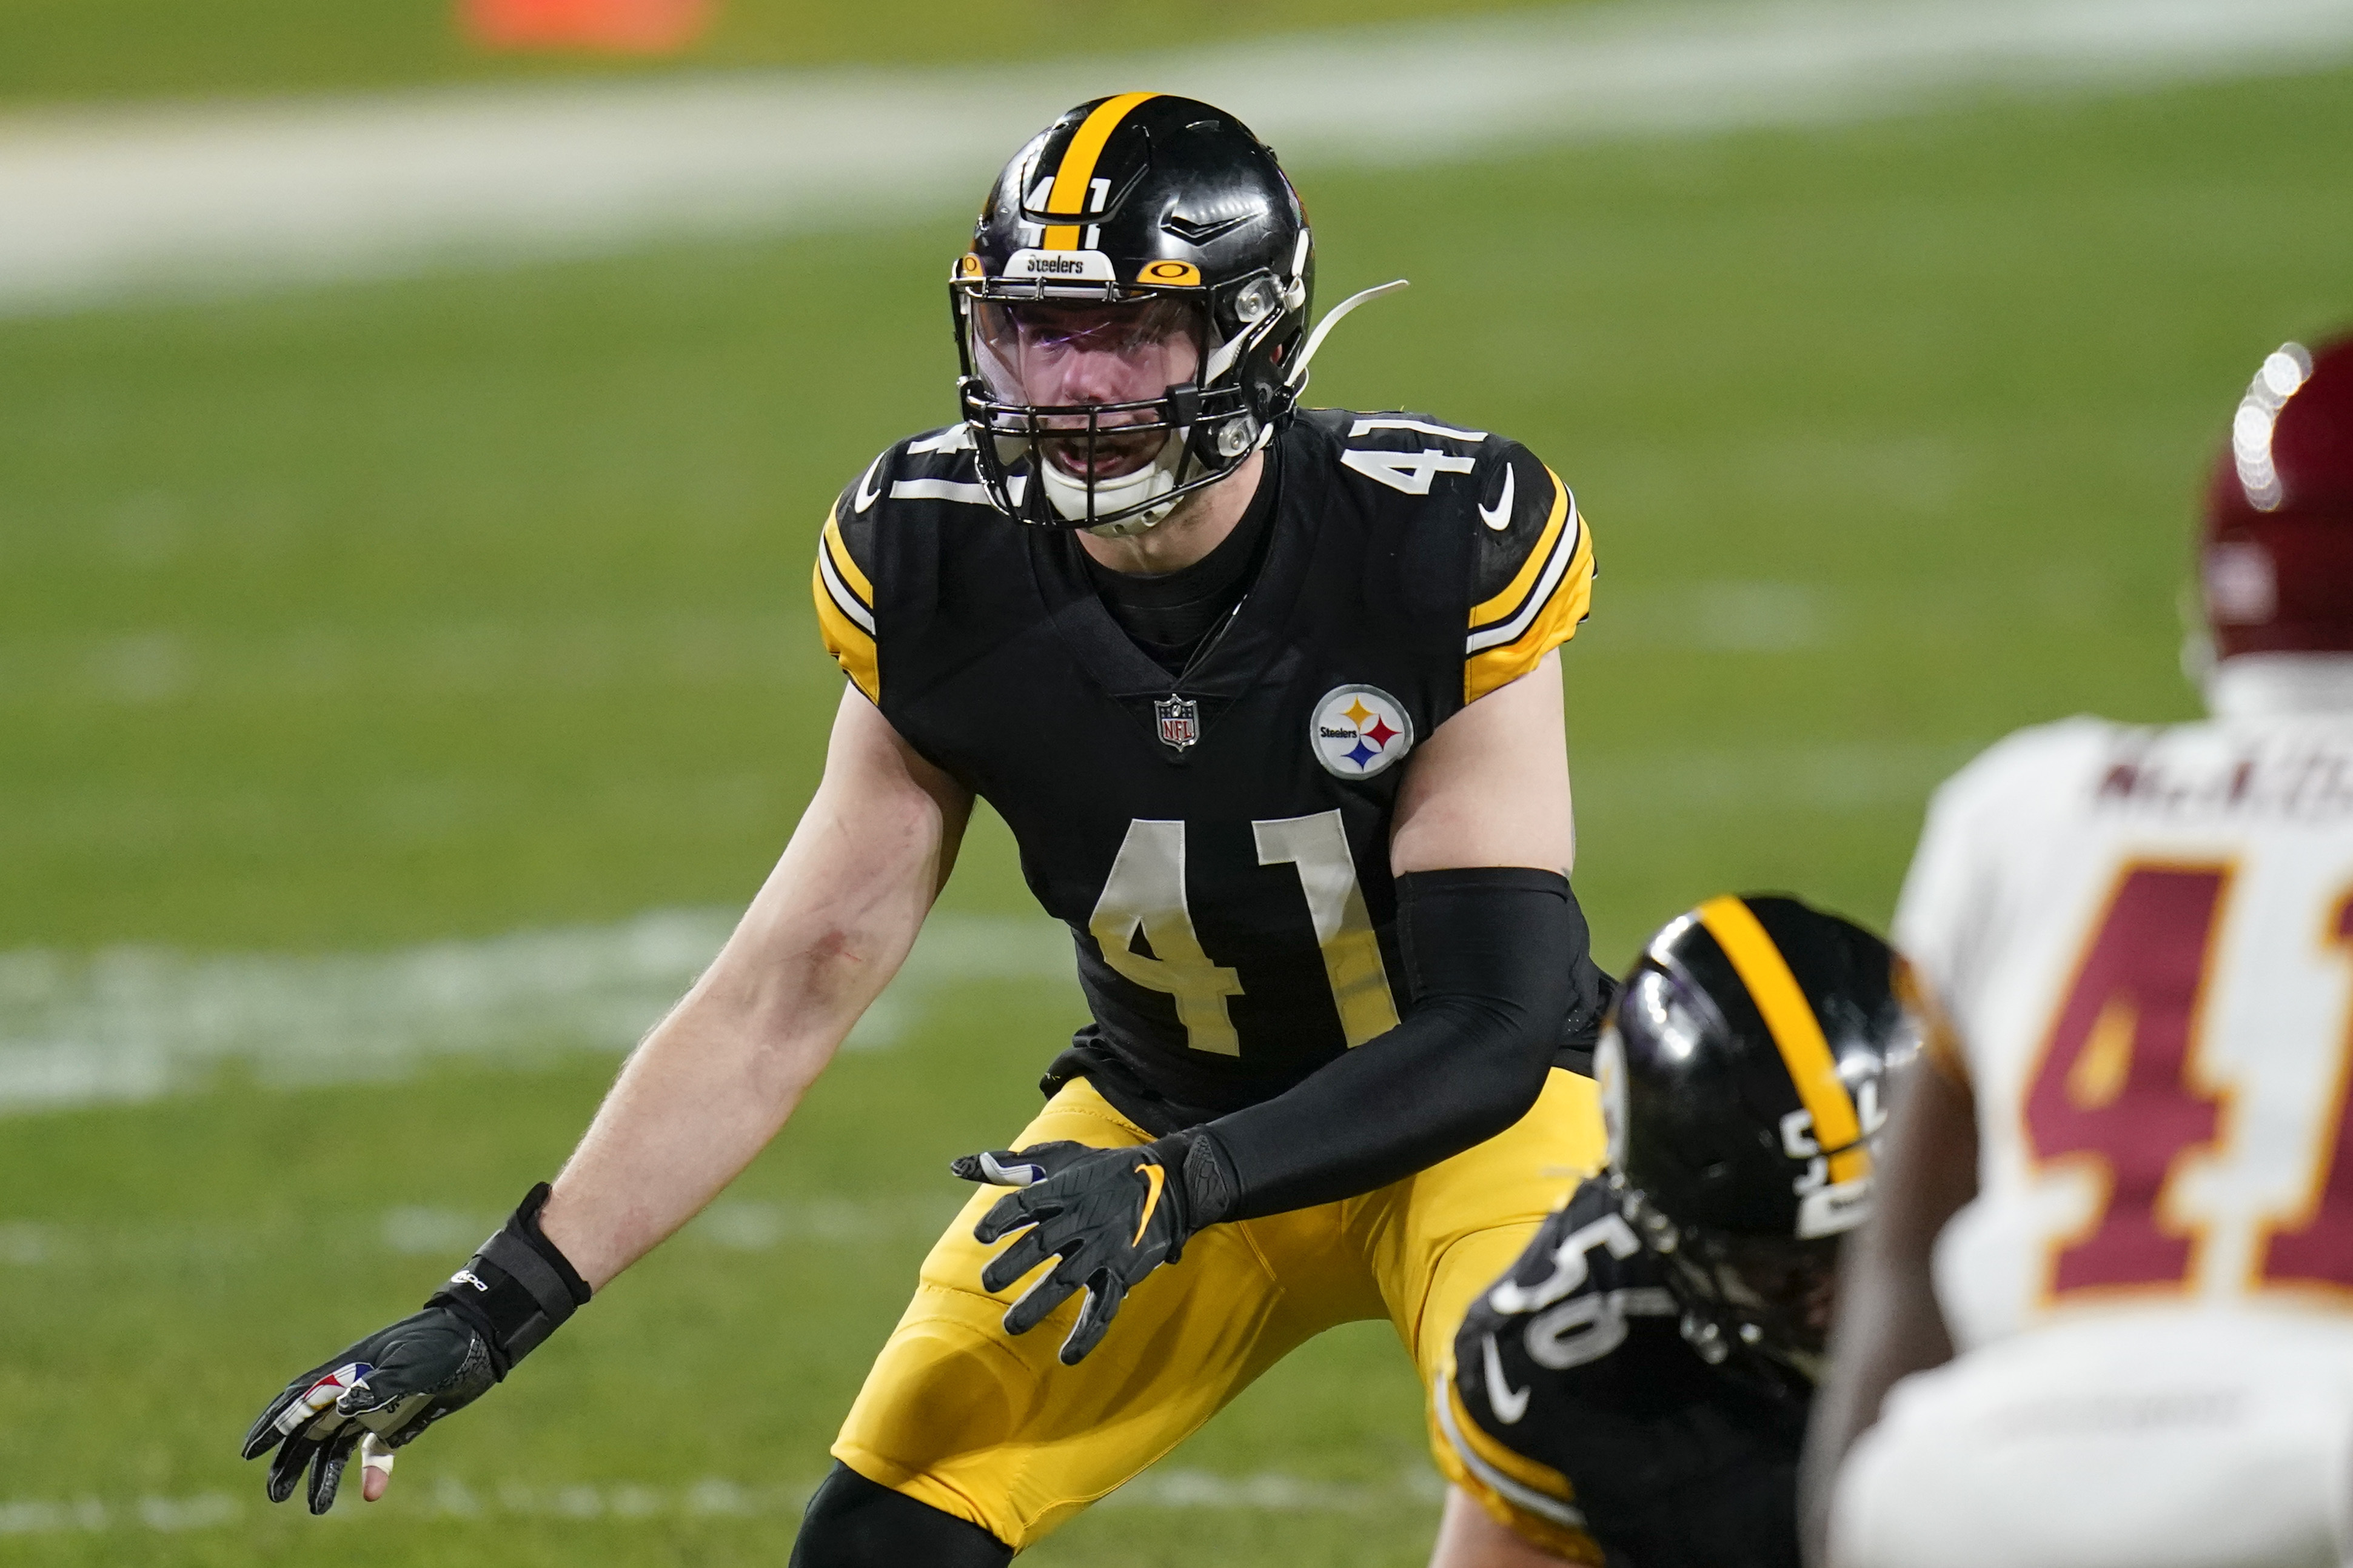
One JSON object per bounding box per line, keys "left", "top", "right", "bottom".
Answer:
{"left": 1311, "top": 684, "right": 1414, "bottom": 778}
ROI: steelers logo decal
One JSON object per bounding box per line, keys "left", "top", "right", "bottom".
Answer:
{"left": 1311, "top": 685, "right": 1414, "bottom": 779}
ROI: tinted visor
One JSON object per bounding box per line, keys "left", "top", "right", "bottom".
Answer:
{"left": 966, "top": 296, "right": 1211, "bottom": 481}
{"left": 968, "top": 295, "right": 1207, "bottom": 407}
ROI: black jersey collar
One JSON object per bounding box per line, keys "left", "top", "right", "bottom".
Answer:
{"left": 1028, "top": 424, "right": 1314, "bottom": 704}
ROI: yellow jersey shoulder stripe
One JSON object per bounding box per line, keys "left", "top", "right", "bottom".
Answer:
{"left": 1470, "top": 467, "right": 1571, "bottom": 636}
{"left": 1469, "top": 469, "right": 1576, "bottom": 647}
{"left": 1464, "top": 484, "right": 1594, "bottom": 704}
{"left": 820, "top": 507, "right": 874, "bottom": 625}
{"left": 812, "top": 504, "right": 879, "bottom": 702}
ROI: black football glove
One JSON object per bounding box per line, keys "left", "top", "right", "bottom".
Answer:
{"left": 239, "top": 1183, "right": 589, "bottom": 1514}
{"left": 239, "top": 1307, "right": 496, "bottom": 1513}
{"left": 952, "top": 1130, "right": 1230, "bottom": 1365}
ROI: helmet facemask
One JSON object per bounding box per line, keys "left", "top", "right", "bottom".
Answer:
{"left": 1630, "top": 1191, "right": 1843, "bottom": 1386}
{"left": 953, "top": 269, "right": 1300, "bottom": 538}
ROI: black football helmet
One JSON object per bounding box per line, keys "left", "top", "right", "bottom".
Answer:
{"left": 952, "top": 93, "right": 1385, "bottom": 537}
{"left": 1597, "top": 894, "right": 1919, "bottom": 1386}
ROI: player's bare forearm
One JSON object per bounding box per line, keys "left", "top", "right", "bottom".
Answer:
{"left": 1391, "top": 650, "right": 1575, "bottom": 878}
{"left": 540, "top": 688, "right": 972, "bottom": 1289}
{"left": 1798, "top": 1055, "right": 1977, "bottom": 1567}
{"left": 236, "top": 690, "right": 966, "bottom": 1515}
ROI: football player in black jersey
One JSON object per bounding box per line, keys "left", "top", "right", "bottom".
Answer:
{"left": 243, "top": 93, "right": 1613, "bottom": 1566}
{"left": 1432, "top": 895, "right": 1920, "bottom": 1568}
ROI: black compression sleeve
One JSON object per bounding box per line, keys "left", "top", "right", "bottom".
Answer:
{"left": 1194, "top": 868, "right": 1590, "bottom": 1222}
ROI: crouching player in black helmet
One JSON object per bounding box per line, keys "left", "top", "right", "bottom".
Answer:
{"left": 1431, "top": 895, "right": 1920, "bottom": 1568}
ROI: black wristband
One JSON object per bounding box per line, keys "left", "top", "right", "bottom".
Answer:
{"left": 424, "top": 1183, "right": 592, "bottom": 1375}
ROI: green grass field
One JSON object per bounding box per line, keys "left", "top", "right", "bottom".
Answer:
{"left": 4, "top": 60, "right": 2351, "bottom": 1564}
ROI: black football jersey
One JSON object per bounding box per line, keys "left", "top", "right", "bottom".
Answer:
{"left": 811, "top": 408, "right": 1593, "bottom": 1122}
{"left": 1441, "top": 1181, "right": 1812, "bottom": 1568}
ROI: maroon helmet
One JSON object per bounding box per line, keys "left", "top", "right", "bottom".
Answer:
{"left": 2201, "top": 335, "right": 2353, "bottom": 659}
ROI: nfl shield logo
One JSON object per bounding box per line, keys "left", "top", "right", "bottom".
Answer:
{"left": 1154, "top": 694, "right": 1200, "bottom": 753}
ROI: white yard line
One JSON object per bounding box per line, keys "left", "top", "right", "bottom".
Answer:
{"left": 380, "top": 1193, "right": 967, "bottom": 1253}
{"left": 0, "top": 1495, "right": 239, "bottom": 1536}
{"left": 0, "top": 1467, "right": 1439, "bottom": 1535}
{"left": 2, "top": 0, "right": 2348, "bottom": 315}
{"left": 0, "top": 740, "right": 1969, "bottom": 1117}
{"left": 0, "top": 910, "right": 1074, "bottom": 1115}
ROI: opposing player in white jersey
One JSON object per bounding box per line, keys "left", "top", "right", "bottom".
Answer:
{"left": 1803, "top": 332, "right": 2353, "bottom": 1568}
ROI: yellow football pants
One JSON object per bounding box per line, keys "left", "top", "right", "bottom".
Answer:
{"left": 832, "top": 1067, "right": 1604, "bottom": 1550}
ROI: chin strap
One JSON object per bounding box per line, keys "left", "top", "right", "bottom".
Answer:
{"left": 1083, "top": 505, "right": 1174, "bottom": 540}
{"left": 1043, "top": 441, "right": 1186, "bottom": 536}
{"left": 1284, "top": 279, "right": 1410, "bottom": 393}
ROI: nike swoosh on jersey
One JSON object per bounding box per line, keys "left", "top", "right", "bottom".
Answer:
{"left": 1479, "top": 462, "right": 1516, "bottom": 531}
{"left": 854, "top": 453, "right": 886, "bottom": 513}
{"left": 1482, "top": 1331, "right": 1531, "bottom": 1424}
{"left": 1132, "top": 1161, "right": 1165, "bottom": 1246}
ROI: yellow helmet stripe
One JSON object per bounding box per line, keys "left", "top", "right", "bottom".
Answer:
{"left": 1695, "top": 895, "right": 1869, "bottom": 1183}
{"left": 1040, "top": 91, "right": 1159, "bottom": 249}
